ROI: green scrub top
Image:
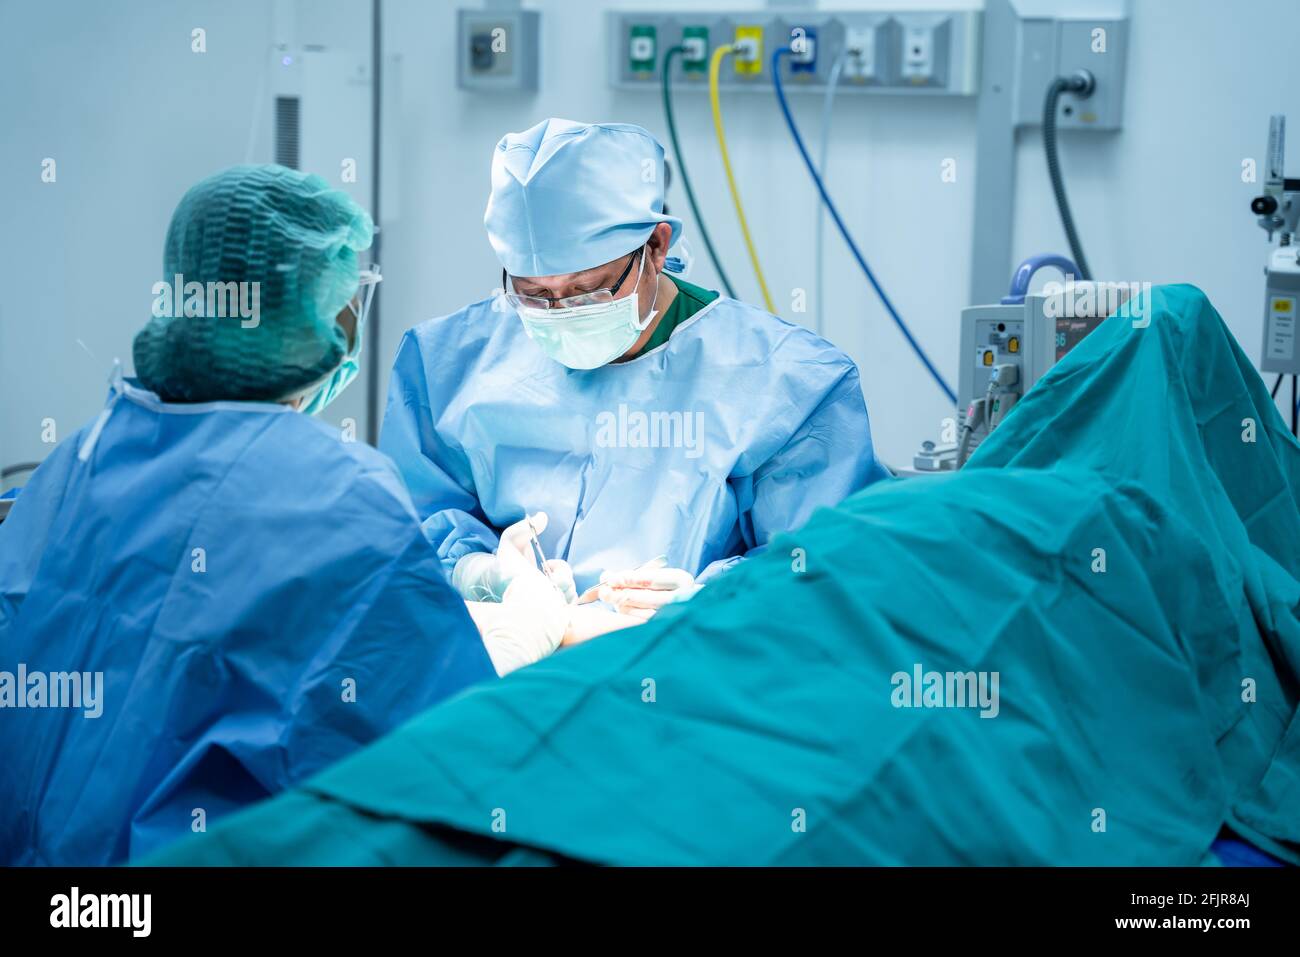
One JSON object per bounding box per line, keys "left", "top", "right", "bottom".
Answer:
{"left": 626, "top": 275, "right": 719, "bottom": 359}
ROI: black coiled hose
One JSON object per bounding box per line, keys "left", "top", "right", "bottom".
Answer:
{"left": 1043, "top": 71, "right": 1095, "bottom": 281}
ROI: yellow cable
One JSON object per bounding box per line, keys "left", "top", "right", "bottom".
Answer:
{"left": 708, "top": 43, "right": 777, "bottom": 314}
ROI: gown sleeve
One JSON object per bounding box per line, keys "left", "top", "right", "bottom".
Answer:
{"left": 379, "top": 329, "right": 501, "bottom": 579}
{"left": 746, "top": 360, "right": 890, "bottom": 546}
{"left": 699, "top": 359, "right": 889, "bottom": 584}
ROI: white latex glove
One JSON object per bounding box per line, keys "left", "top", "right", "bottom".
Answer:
{"left": 539, "top": 558, "right": 577, "bottom": 604}
{"left": 452, "top": 512, "right": 576, "bottom": 603}
{"left": 467, "top": 572, "right": 570, "bottom": 676}
{"left": 596, "top": 560, "right": 700, "bottom": 621}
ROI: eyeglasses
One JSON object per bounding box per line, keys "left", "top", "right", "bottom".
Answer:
{"left": 346, "top": 264, "right": 382, "bottom": 322}
{"left": 501, "top": 249, "right": 641, "bottom": 310}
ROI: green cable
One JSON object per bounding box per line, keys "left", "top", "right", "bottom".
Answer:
{"left": 661, "top": 45, "right": 736, "bottom": 298}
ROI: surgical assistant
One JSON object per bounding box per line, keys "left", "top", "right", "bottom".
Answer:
{"left": 0, "top": 165, "right": 510, "bottom": 865}
{"left": 382, "top": 118, "right": 891, "bottom": 609}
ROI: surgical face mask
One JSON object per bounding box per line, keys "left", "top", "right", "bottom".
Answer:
{"left": 298, "top": 265, "right": 381, "bottom": 415}
{"left": 513, "top": 251, "right": 660, "bottom": 370}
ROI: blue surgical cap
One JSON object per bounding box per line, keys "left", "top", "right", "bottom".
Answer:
{"left": 484, "top": 118, "right": 683, "bottom": 278}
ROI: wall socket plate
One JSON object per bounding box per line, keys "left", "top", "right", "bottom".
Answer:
{"left": 898, "top": 17, "right": 944, "bottom": 87}
{"left": 842, "top": 26, "right": 879, "bottom": 82}
{"left": 1015, "top": 16, "right": 1127, "bottom": 130}
{"left": 456, "top": 8, "right": 540, "bottom": 92}
{"left": 609, "top": 10, "right": 980, "bottom": 95}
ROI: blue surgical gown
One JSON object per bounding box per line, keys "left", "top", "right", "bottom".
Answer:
{"left": 381, "top": 295, "right": 889, "bottom": 588}
{"left": 0, "top": 375, "right": 494, "bottom": 865}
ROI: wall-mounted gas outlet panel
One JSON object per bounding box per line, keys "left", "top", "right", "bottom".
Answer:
{"left": 609, "top": 9, "right": 981, "bottom": 95}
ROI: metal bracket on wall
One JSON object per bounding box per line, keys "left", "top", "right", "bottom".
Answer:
{"left": 969, "top": 0, "right": 1128, "bottom": 305}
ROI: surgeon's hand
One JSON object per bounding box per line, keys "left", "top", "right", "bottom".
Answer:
{"left": 539, "top": 559, "right": 577, "bottom": 604}
{"left": 466, "top": 570, "right": 570, "bottom": 676}
{"left": 596, "top": 561, "right": 700, "bottom": 621}
{"left": 453, "top": 512, "right": 577, "bottom": 603}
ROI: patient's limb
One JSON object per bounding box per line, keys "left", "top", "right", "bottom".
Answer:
{"left": 562, "top": 604, "right": 644, "bottom": 647}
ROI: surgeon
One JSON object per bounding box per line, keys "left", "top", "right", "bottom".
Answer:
{"left": 383, "top": 118, "right": 890, "bottom": 619}
{"left": 0, "top": 164, "right": 579, "bottom": 866}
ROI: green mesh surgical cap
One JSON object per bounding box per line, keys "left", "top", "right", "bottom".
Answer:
{"left": 134, "top": 164, "right": 374, "bottom": 403}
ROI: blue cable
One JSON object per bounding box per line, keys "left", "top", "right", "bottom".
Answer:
{"left": 771, "top": 47, "right": 956, "bottom": 404}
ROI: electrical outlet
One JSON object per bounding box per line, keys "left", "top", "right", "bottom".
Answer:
{"left": 681, "top": 26, "right": 708, "bottom": 73}
{"left": 457, "top": 9, "right": 539, "bottom": 91}
{"left": 629, "top": 24, "right": 656, "bottom": 74}
{"left": 734, "top": 25, "right": 763, "bottom": 75}
{"left": 900, "top": 24, "right": 935, "bottom": 84}
{"left": 789, "top": 25, "right": 817, "bottom": 73}
{"left": 843, "top": 26, "right": 877, "bottom": 81}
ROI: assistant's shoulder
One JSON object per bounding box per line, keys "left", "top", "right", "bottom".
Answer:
{"left": 260, "top": 413, "right": 419, "bottom": 521}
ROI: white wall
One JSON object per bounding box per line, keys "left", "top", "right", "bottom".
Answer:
{"left": 1, "top": 0, "right": 269, "bottom": 472}
{"left": 0, "top": 0, "right": 373, "bottom": 474}
{"left": 3, "top": 0, "right": 1299, "bottom": 477}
